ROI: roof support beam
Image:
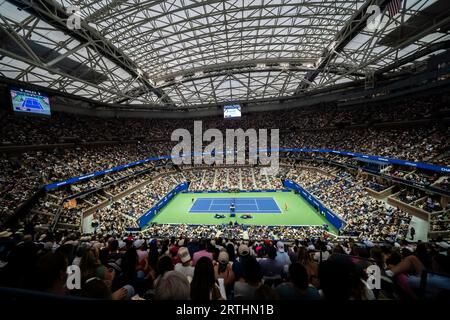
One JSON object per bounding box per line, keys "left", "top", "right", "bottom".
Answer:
{"left": 6, "top": 0, "right": 175, "bottom": 107}
{"left": 44, "top": 42, "right": 89, "bottom": 67}
{"left": 375, "top": 41, "right": 450, "bottom": 76}
{"left": 295, "top": 0, "right": 388, "bottom": 93}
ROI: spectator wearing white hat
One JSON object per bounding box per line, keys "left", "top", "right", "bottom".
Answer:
{"left": 275, "top": 241, "right": 291, "bottom": 271}
{"left": 174, "top": 247, "right": 195, "bottom": 282}
{"left": 232, "top": 244, "right": 251, "bottom": 281}
{"left": 134, "top": 239, "right": 147, "bottom": 264}
{"left": 214, "top": 251, "right": 235, "bottom": 295}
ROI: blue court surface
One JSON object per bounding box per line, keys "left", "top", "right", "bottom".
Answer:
{"left": 22, "top": 97, "right": 44, "bottom": 109}
{"left": 189, "top": 197, "right": 281, "bottom": 214}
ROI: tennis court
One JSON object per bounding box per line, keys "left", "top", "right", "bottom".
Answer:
{"left": 22, "top": 97, "right": 44, "bottom": 109}
{"left": 189, "top": 197, "right": 281, "bottom": 214}
{"left": 149, "top": 191, "right": 337, "bottom": 234}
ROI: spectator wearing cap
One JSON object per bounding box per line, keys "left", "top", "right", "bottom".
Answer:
{"left": 95, "top": 262, "right": 134, "bottom": 300}
{"left": 275, "top": 241, "right": 291, "bottom": 271}
{"left": 106, "top": 259, "right": 122, "bottom": 285}
{"left": 175, "top": 247, "right": 195, "bottom": 282}
{"left": 0, "top": 230, "right": 13, "bottom": 239}
{"left": 214, "top": 251, "right": 235, "bottom": 296}
{"left": 134, "top": 239, "right": 147, "bottom": 263}
{"left": 238, "top": 244, "right": 250, "bottom": 257}
{"left": 232, "top": 244, "right": 251, "bottom": 281}
{"left": 77, "top": 250, "right": 129, "bottom": 300}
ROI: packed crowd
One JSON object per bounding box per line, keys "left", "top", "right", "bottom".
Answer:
{"left": 283, "top": 166, "right": 413, "bottom": 241}
{"left": 0, "top": 229, "right": 449, "bottom": 300}
{"left": 90, "top": 167, "right": 285, "bottom": 234}
{"left": 94, "top": 174, "right": 179, "bottom": 234}
{"left": 3, "top": 155, "right": 446, "bottom": 240}
{"left": 141, "top": 224, "right": 329, "bottom": 242}
{"left": 76, "top": 162, "right": 417, "bottom": 242}
{"left": 1, "top": 94, "right": 447, "bottom": 146}
{"left": 430, "top": 209, "right": 450, "bottom": 233}
{"left": 1, "top": 127, "right": 448, "bottom": 222}
{"left": 394, "top": 189, "right": 447, "bottom": 214}
{"left": 1, "top": 94, "right": 449, "bottom": 242}
{"left": 0, "top": 143, "right": 169, "bottom": 220}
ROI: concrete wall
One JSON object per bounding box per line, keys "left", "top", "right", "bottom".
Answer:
{"left": 387, "top": 196, "right": 430, "bottom": 221}
{"left": 365, "top": 185, "right": 395, "bottom": 200}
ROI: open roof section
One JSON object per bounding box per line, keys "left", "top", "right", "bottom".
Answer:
{"left": 0, "top": 0, "right": 449, "bottom": 108}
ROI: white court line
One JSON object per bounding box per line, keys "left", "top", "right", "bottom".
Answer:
{"left": 273, "top": 199, "right": 282, "bottom": 213}
{"left": 208, "top": 199, "right": 214, "bottom": 212}
{"left": 254, "top": 198, "right": 260, "bottom": 211}
{"left": 189, "top": 209, "right": 281, "bottom": 213}
{"left": 189, "top": 197, "right": 281, "bottom": 213}
{"left": 190, "top": 209, "right": 277, "bottom": 211}
{"left": 189, "top": 198, "right": 212, "bottom": 212}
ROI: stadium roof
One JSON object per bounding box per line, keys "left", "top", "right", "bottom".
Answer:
{"left": 0, "top": 0, "right": 449, "bottom": 109}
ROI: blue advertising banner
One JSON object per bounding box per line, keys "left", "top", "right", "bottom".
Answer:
{"left": 283, "top": 179, "right": 344, "bottom": 231}
{"left": 44, "top": 155, "right": 169, "bottom": 190}
{"left": 282, "top": 148, "right": 450, "bottom": 174}
{"left": 137, "top": 182, "right": 190, "bottom": 229}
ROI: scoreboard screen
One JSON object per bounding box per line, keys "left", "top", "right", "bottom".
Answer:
{"left": 224, "top": 104, "right": 241, "bottom": 118}
{"left": 10, "top": 87, "right": 51, "bottom": 116}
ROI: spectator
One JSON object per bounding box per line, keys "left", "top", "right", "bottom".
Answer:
{"left": 234, "top": 256, "right": 262, "bottom": 300}
{"left": 276, "top": 263, "right": 321, "bottom": 300}
{"left": 192, "top": 239, "right": 213, "bottom": 266}
{"left": 174, "top": 247, "right": 195, "bottom": 282}
{"left": 259, "top": 245, "right": 284, "bottom": 280}
{"left": 275, "top": 241, "right": 291, "bottom": 271}
{"left": 297, "top": 247, "right": 319, "bottom": 288}
{"left": 154, "top": 271, "right": 191, "bottom": 300}
{"left": 190, "top": 257, "right": 223, "bottom": 300}
{"left": 214, "top": 251, "right": 235, "bottom": 296}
